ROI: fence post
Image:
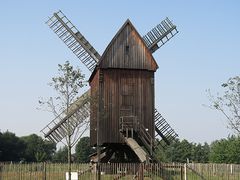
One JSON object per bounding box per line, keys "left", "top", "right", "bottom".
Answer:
{"left": 96, "top": 163, "right": 101, "bottom": 180}
{"left": 180, "top": 164, "right": 183, "bottom": 180}
{"left": 184, "top": 163, "right": 187, "bottom": 180}
{"left": 42, "top": 162, "right": 46, "bottom": 180}
{"left": 0, "top": 163, "right": 1, "bottom": 180}
{"left": 227, "top": 164, "right": 230, "bottom": 180}
{"left": 139, "top": 163, "right": 144, "bottom": 180}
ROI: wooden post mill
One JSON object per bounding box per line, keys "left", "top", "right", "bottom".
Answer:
{"left": 41, "top": 10, "right": 179, "bottom": 163}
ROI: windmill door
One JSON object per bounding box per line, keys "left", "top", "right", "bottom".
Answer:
{"left": 119, "top": 76, "right": 136, "bottom": 129}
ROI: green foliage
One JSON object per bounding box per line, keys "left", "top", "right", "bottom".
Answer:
{"left": 0, "top": 131, "right": 25, "bottom": 162}
{"left": 172, "top": 139, "right": 192, "bottom": 162}
{"left": 191, "top": 142, "right": 210, "bottom": 163}
{"left": 21, "top": 134, "right": 56, "bottom": 162}
{"left": 156, "top": 139, "right": 210, "bottom": 163}
{"left": 75, "top": 137, "right": 95, "bottom": 163}
{"left": 52, "top": 146, "right": 68, "bottom": 163}
{"left": 157, "top": 136, "right": 240, "bottom": 164}
{"left": 38, "top": 60, "right": 86, "bottom": 123}
{"left": 208, "top": 76, "right": 240, "bottom": 134}
{"left": 48, "top": 61, "right": 85, "bottom": 105}
{"left": 2, "top": 130, "right": 240, "bottom": 165}
{"left": 209, "top": 136, "right": 240, "bottom": 163}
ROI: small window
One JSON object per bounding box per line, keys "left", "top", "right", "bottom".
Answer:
{"left": 126, "top": 45, "right": 129, "bottom": 54}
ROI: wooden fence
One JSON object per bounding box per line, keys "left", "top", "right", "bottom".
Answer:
{"left": 0, "top": 162, "right": 240, "bottom": 179}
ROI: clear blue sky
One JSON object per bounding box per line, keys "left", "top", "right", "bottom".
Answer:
{"left": 0, "top": 1, "right": 239, "bottom": 144}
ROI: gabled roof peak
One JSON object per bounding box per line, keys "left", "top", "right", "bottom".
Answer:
{"left": 98, "top": 19, "right": 135, "bottom": 62}
{"left": 96, "top": 19, "right": 158, "bottom": 71}
{"left": 122, "top": 19, "right": 134, "bottom": 28}
{"left": 125, "top": 18, "right": 131, "bottom": 23}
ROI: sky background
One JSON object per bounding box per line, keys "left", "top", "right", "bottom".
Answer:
{"left": 0, "top": 1, "right": 239, "bottom": 144}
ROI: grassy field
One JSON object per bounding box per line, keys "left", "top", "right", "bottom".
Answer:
{"left": 1, "top": 162, "right": 240, "bottom": 179}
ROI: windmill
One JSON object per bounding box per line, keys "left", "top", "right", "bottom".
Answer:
{"left": 41, "top": 10, "right": 179, "bottom": 163}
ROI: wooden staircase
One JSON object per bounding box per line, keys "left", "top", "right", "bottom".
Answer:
{"left": 119, "top": 116, "right": 154, "bottom": 162}
{"left": 124, "top": 137, "right": 148, "bottom": 163}
{"left": 119, "top": 109, "right": 178, "bottom": 162}
{"left": 119, "top": 116, "right": 151, "bottom": 162}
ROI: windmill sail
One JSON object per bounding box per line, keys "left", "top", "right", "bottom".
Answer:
{"left": 46, "top": 10, "right": 101, "bottom": 72}
{"left": 154, "top": 108, "right": 178, "bottom": 148}
{"left": 40, "top": 90, "right": 90, "bottom": 143}
{"left": 142, "top": 17, "right": 178, "bottom": 53}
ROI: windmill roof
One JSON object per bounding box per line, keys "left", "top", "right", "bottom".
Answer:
{"left": 89, "top": 19, "right": 158, "bottom": 82}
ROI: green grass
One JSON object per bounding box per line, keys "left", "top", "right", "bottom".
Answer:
{"left": 1, "top": 163, "right": 240, "bottom": 180}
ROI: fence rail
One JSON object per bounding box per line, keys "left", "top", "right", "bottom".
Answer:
{"left": 1, "top": 162, "right": 240, "bottom": 179}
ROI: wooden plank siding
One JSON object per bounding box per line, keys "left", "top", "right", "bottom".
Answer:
{"left": 90, "top": 19, "right": 157, "bottom": 146}
{"left": 90, "top": 69, "right": 155, "bottom": 145}
{"left": 99, "top": 20, "right": 158, "bottom": 71}
{"left": 90, "top": 69, "right": 99, "bottom": 146}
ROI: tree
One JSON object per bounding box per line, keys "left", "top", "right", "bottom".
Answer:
{"left": 21, "top": 134, "right": 56, "bottom": 162}
{"left": 156, "top": 139, "right": 210, "bottom": 163}
{"left": 75, "top": 137, "right": 95, "bottom": 163}
{"left": 207, "top": 76, "right": 240, "bottom": 134}
{"left": 39, "top": 61, "right": 87, "bottom": 179}
{"left": 201, "top": 143, "right": 210, "bottom": 162}
{"left": 52, "top": 146, "right": 68, "bottom": 163}
{"left": 156, "top": 139, "right": 193, "bottom": 163}
{"left": 209, "top": 136, "right": 240, "bottom": 163}
{"left": 0, "top": 131, "right": 25, "bottom": 162}
{"left": 191, "top": 143, "right": 210, "bottom": 163}
{"left": 172, "top": 139, "right": 193, "bottom": 162}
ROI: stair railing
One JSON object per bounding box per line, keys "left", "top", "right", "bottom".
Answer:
{"left": 138, "top": 123, "right": 154, "bottom": 156}
{"left": 119, "top": 116, "right": 154, "bottom": 156}
{"left": 119, "top": 116, "right": 136, "bottom": 138}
